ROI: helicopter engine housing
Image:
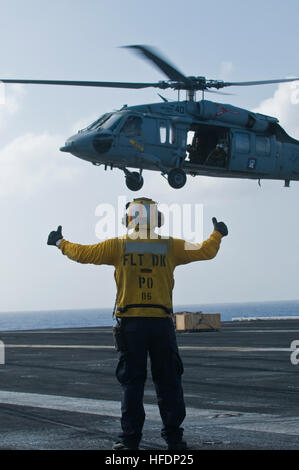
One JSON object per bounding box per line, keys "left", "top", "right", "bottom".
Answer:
{"left": 197, "top": 100, "right": 277, "bottom": 132}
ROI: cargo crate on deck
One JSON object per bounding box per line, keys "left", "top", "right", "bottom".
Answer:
{"left": 175, "top": 312, "right": 221, "bottom": 331}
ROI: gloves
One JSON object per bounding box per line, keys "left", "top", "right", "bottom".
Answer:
{"left": 212, "top": 217, "right": 228, "bottom": 237}
{"left": 47, "top": 225, "right": 63, "bottom": 246}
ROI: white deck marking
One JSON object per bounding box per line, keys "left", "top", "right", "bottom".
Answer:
{"left": 179, "top": 346, "right": 291, "bottom": 352}
{"left": 223, "top": 418, "right": 299, "bottom": 436}
{"left": 0, "top": 390, "right": 298, "bottom": 438}
{"left": 223, "top": 329, "right": 299, "bottom": 333}
{"left": 6, "top": 344, "right": 113, "bottom": 349}
{"left": 0, "top": 390, "right": 239, "bottom": 421}
{"left": 5, "top": 344, "right": 292, "bottom": 352}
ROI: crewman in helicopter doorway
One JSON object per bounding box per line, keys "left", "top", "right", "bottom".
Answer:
{"left": 47, "top": 197, "right": 228, "bottom": 450}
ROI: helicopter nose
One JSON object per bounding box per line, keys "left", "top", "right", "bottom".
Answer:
{"left": 60, "top": 138, "right": 75, "bottom": 153}
{"left": 60, "top": 135, "right": 84, "bottom": 155}
{"left": 60, "top": 144, "right": 71, "bottom": 152}
{"left": 60, "top": 132, "right": 101, "bottom": 160}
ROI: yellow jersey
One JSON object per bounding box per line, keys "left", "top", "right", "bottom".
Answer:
{"left": 58, "top": 230, "right": 222, "bottom": 318}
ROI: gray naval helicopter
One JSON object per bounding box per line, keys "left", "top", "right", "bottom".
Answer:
{"left": 2, "top": 45, "right": 299, "bottom": 190}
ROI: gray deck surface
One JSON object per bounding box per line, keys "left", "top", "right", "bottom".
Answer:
{"left": 0, "top": 319, "right": 298, "bottom": 451}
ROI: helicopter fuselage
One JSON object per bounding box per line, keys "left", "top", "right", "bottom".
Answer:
{"left": 60, "top": 99, "right": 299, "bottom": 189}
{"left": 2, "top": 43, "right": 298, "bottom": 190}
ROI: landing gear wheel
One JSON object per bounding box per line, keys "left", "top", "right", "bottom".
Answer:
{"left": 167, "top": 168, "right": 187, "bottom": 189}
{"left": 125, "top": 172, "right": 144, "bottom": 191}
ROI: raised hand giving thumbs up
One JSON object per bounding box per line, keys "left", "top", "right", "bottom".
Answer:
{"left": 47, "top": 225, "right": 63, "bottom": 246}
{"left": 212, "top": 217, "right": 228, "bottom": 237}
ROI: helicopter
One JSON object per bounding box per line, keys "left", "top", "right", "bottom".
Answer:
{"left": 2, "top": 45, "right": 299, "bottom": 191}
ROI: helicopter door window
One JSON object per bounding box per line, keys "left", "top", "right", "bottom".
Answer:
{"left": 235, "top": 132, "right": 250, "bottom": 153}
{"left": 120, "top": 116, "right": 142, "bottom": 137}
{"left": 169, "top": 123, "right": 176, "bottom": 145}
{"left": 256, "top": 136, "right": 271, "bottom": 155}
{"left": 159, "top": 121, "right": 167, "bottom": 144}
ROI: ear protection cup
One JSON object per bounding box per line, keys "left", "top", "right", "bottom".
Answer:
{"left": 121, "top": 201, "right": 131, "bottom": 227}
{"left": 122, "top": 213, "right": 129, "bottom": 227}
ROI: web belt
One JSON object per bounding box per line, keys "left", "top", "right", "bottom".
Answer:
{"left": 116, "top": 304, "right": 173, "bottom": 315}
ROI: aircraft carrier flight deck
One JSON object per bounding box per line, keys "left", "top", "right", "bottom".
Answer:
{"left": 0, "top": 319, "right": 298, "bottom": 451}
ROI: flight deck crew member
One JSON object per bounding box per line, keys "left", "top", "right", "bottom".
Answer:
{"left": 47, "top": 197, "right": 228, "bottom": 450}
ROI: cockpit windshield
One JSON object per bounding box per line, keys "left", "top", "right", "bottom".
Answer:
{"left": 86, "top": 113, "right": 123, "bottom": 131}
{"left": 100, "top": 112, "right": 124, "bottom": 131}
{"left": 81, "top": 112, "right": 125, "bottom": 133}
{"left": 85, "top": 113, "right": 113, "bottom": 131}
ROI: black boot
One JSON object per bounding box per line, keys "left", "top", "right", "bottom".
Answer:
{"left": 113, "top": 441, "right": 139, "bottom": 450}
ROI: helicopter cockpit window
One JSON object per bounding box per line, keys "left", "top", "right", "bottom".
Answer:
{"left": 160, "top": 121, "right": 167, "bottom": 144}
{"left": 256, "top": 136, "right": 271, "bottom": 155}
{"left": 100, "top": 113, "right": 124, "bottom": 131}
{"left": 85, "top": 113, "right": 112, "bottom": 131}
{"left": 235, "top": 132, "right": 250, "bottom": 153}
{"left": 120, "top": 116, "right": 142, "bottom": 136}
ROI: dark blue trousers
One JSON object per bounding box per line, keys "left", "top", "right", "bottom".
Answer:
{"left": 115, "top": 317, "right": 186, "bottom": 447}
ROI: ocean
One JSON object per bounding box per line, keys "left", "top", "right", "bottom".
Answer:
{"left": 0, "top": 299, "right": 299, "bottom": 331}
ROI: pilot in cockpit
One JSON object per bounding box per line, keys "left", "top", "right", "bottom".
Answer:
{"left": 120, "top": 116, "right": 142, "bottom": 137}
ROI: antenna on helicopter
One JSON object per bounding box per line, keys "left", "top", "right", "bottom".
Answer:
{"left": 157, "top": 93, "right": 168, "bottom": 102}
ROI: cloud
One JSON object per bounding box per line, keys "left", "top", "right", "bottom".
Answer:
{"left": 0, "top": 132, "right": 81, "bottom": 199}
{"left": 0, "top": 84, "right": 25, "bottom": 129}
{"left": 0, "top": 87, "right": 95, "bottom": 200}
{"left": 253, "top": 80, "right": 299, "bottom": 139}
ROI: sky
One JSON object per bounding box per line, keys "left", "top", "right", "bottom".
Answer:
{"left": 0, "top": 0, "right": 299, "bottom": 312}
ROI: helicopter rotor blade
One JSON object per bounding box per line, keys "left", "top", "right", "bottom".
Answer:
{"left": 0, "top": 78, "right": 167, "bottom": 89}
{"left": 123, "top": 44, "right": 191, "bottom": 85}
{"left": 219, "top": 77, "right": 299, "bottom": 88}
{"left": 205, "top": 89, "right": 234, "bottom": 96}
